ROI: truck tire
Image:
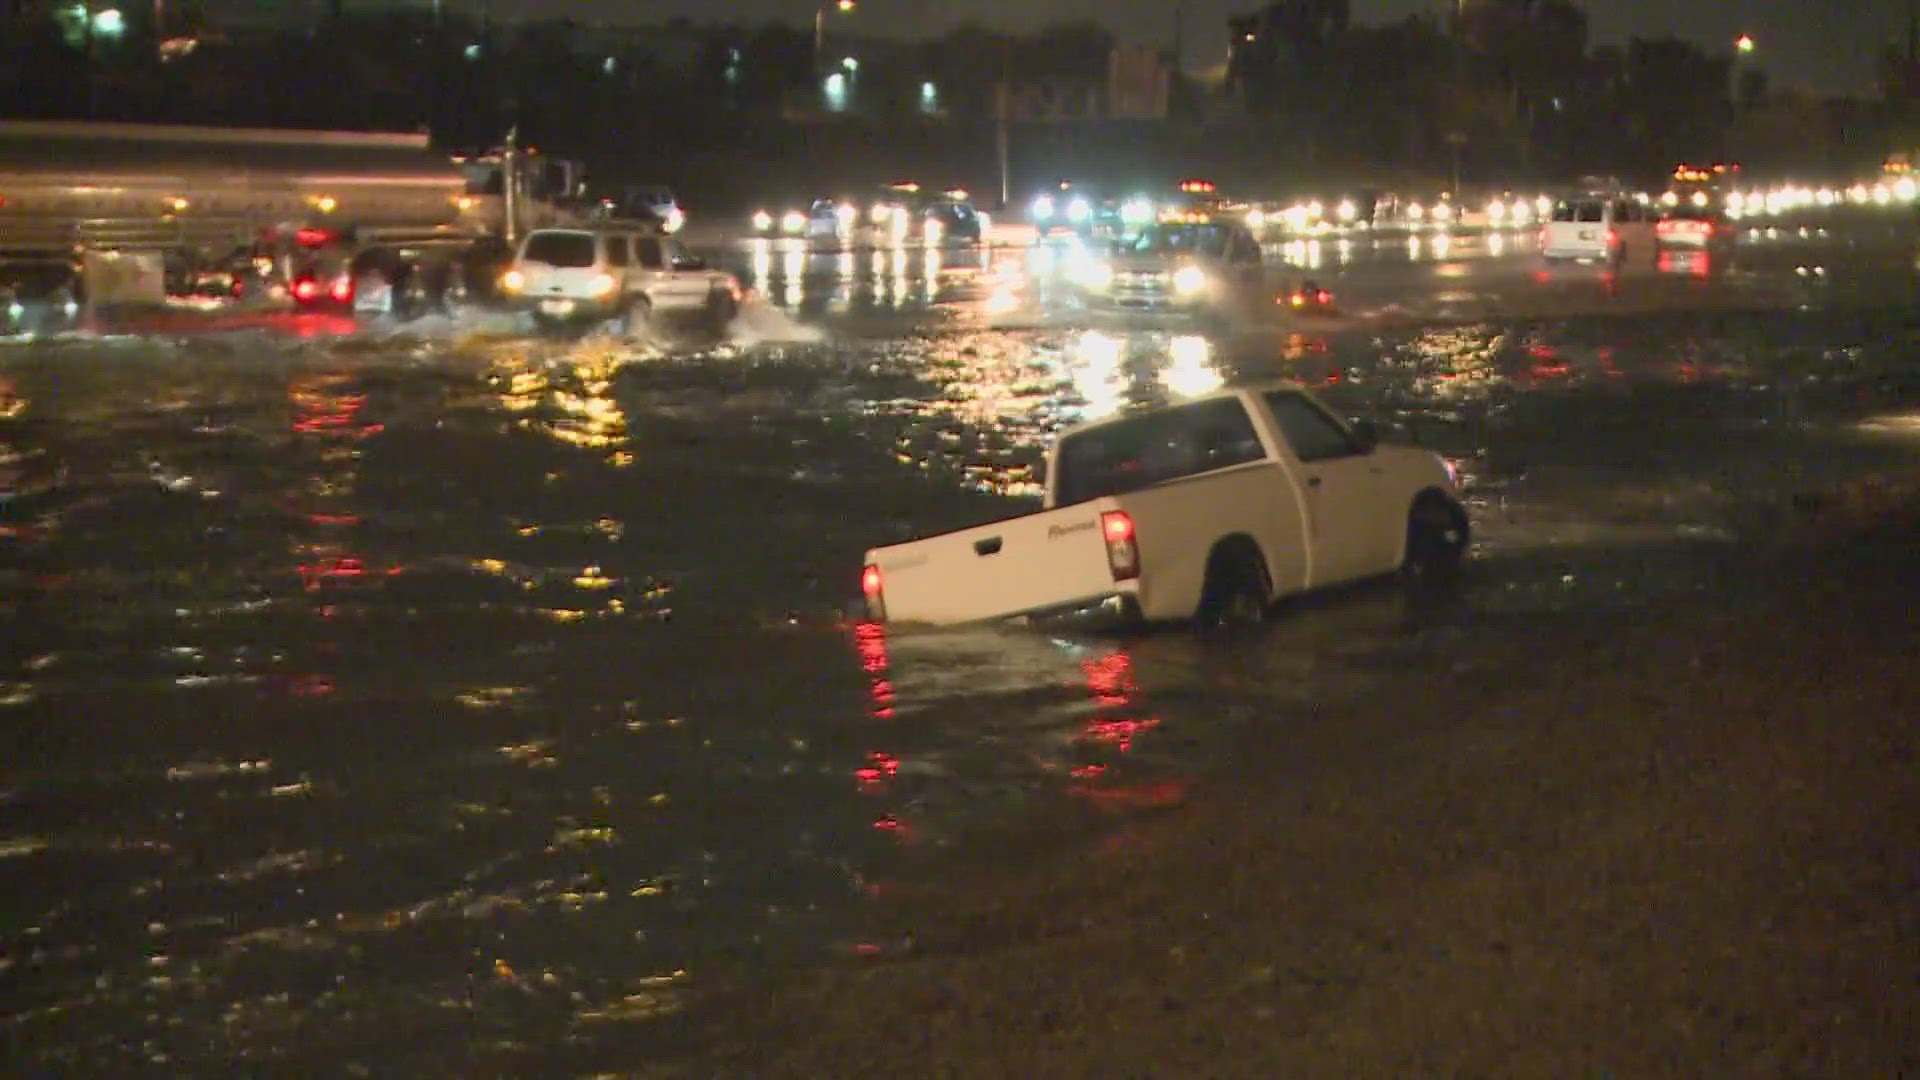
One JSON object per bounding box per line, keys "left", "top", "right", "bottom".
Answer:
{"left": 619, "top": 296, "right": 652, "bottom": 337}
{"left": 1401, "top": 494, "right": 1469, "bottom": 590}
{"left": 1197, "top": 538, "right": 1271, "bottom": 630}
{"left": 705, "top": 290, "right": 737, "bottom": 334}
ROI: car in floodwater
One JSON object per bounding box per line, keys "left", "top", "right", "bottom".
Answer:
{"left": 0, "top": 259, "right": 83, "bottom": 334}
{"left": 860, "top": 382, "right": 1467, "bottom": 630}
{"left": 1074, "top": 218, "right": 1265, "bottom": 316}
{"left": 498, "top": 225, "right": 741, "bottom": 333}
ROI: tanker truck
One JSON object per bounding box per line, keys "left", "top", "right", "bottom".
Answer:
{"left": 0, "top": 119, "right": 588, "bottom": 325}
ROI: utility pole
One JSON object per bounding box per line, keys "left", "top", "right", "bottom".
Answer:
{"left": 1172, "top": 0, "right": 1185, "bottom": 75}
{"left": 996, "top": 38, "right": 1011, "bottom": 208}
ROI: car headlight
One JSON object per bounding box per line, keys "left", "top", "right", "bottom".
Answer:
{"left": 664, "top": 207, "right": 685, "bottom": 233}
{"left": 1121, "top": 198, "right": 1154, "bottom": 225}
{"left": 781, "top": 210, "right": 807, "bottom": 234}
{"left": 1031, "top": 195, "right": 1055, "bottom": 220}
{"left": 1066, "top": 197, "right": 1091, "bottom": 223}
{"left": 1172, "top": 265, "right": 1207, "bottom": 295}
{"left": 836, "top": 204, "right": 857, "bottom": 229}
{"left": 589, "top": 273, "right": 617, "bottom": 297}
{"left": 1081, "top": 261, "right": 1113, "bottom": 289}
{"left": 923, "top": 218, "right": 944, "bottom": 243}
{"left": 751, "top": 210, "right": 773, "bottom": 232}
{"left": 1245, "top": 208, "right": 1267, "bottom": 230}
{"left": 871, "top": 204, "right": 893, "bottom": 224}
{"left": 500, "top": 269, "right": 525, "bottom": 293}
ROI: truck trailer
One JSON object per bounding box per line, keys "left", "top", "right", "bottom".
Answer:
{"left": 0, "top": 119, "right": 587, "bottom": 324}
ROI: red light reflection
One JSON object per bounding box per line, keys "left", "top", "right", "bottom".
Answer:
{"left": 1081, "top": 651, "right": 1135, "bottom": 706}
{"left": 855, "top": 751, "right": 900, "bottom": 789}
{"left": 854, "top": 621, "right": 894, "bottom": 718}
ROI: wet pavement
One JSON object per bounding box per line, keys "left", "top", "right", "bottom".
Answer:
{"left": 5, "top": 222, "right": 1920, "bottom": 1070}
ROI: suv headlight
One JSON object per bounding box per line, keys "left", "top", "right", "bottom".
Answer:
{"left": 1172, "top": 265, "right": 1208, "bottom": 295}
{"left": 589, "top": 273, "right": 618, "bottom": 297}
{"left": 500, "top": 269, "right": 525, "bottom": 293}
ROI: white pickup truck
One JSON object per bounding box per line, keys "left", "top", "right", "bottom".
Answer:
{"left": 860, "top": 382, "right": 1468, "bottom": 628}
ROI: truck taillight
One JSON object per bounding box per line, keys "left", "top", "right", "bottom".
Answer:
{"left": 292, "top": 276, "right": 320, "bottom": 302}
{"left": 295, "top": 227, "right": 332, "bottom": 248}
{"left": 329, "top": 276, "right": 352, "bottom": 303}
{"left": 1101, "top": 510, "right": 1139, "bottom": 581}
{"left": 861, "top": 564, "right": 886, "bottom": 622}
{"left": 1607, "top": 228, "right": 1619, "bottom": 247}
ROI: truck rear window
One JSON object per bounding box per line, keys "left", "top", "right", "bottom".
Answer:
{"left": 522, "top": 232, "right": 597, "bottom": 268}
{"left": 1053, "top": 398, "right": 1265, "bottom": 506}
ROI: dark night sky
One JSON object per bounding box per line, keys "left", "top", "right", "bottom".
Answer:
{"left": 258, "top": 0, "right": 1909, "bottom": 96}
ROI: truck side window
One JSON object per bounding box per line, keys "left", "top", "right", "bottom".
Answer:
{"left": 635, "top": 237, "right": 665, "bottom": 270}
{"left": 1265, "top": 391, "right": 1364, "bottom": 462}
{"left": 605, "top": 234, "right": 631, "bottom": 267}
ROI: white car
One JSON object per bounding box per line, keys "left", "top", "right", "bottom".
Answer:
{"left": 1078, "top": 219, "right": 1265, "bottom": 316}
{"left": 500, "top": 226, "right": 741, "bottom": 332}
{"left": 1541, "top": 195, "right": 1654, "bottom": 265}
{"left": 861, "top": 382, "right": 1467, "bottom": 629}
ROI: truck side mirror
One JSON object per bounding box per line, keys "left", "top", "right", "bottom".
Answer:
{"left": 1350, "top": 418, "right": 1378, "bottom": 453}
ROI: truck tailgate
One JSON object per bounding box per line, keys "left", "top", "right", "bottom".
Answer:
{"left": 865, "top": 502, "right": 1125, "bottom": 625}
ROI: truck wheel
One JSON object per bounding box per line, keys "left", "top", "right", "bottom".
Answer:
{"left": 706, "top": 290, "right": 737, "bottom": 334}
{"left": 1402, "top": 495, "right": 1469, "bottom": 590}
{"left": 619, "top": 296, "right": 652, "bottom": 337}
{"left": 1197, "top": 541, "right": 1270, "bottom": 630}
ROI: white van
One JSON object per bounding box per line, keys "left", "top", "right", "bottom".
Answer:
{"left": 1540, "top": 195, "right": 1654, "bottom": 265}
{"left": 500, "top": 226, "right": 741, "bottom": 332}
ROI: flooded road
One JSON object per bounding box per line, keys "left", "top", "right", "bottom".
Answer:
{"left": 5, "top": 227, "right": 1920, "bottom": 1070}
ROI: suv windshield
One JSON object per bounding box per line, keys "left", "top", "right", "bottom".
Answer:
{"left": 522, "top": 232, "right": 596, "bottom": 268}
{"left": 1053, "top": 398, "right": 1265, "bottom": 506}
{"left": 1129, "top": 224, "right": 1230, "bottom": 257}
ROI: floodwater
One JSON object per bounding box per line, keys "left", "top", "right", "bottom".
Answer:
{"left": 5, "top": 239, "right": 1920, "bottom": 1070}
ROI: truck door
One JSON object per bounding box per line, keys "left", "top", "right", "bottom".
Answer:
{"left": 1263, "top": 391, "right": 1393, "bottom": 586}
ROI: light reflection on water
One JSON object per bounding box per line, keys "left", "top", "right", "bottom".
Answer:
{"left": 2, "top": 306, "right": 1919, "bottom": 1068}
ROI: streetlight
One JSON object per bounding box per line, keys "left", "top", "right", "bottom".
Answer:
{"left": 1735, "top": 34, "right": 1755, "bottom": 54}
{"left": 815, "top": 0, "right": 855, "bottom": 68}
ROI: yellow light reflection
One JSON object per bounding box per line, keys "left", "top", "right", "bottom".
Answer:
{"left": 779, "top": 247, "right": 803, "bottom": 307}
{"left": 1071, "top": 330, "right": 1126, "bottom": 418}
{"left": 923, "top": 246, "right": 943, "bottom": 303}
{"left": 1162, "top": 335, "right": 1222, "bottom": 396}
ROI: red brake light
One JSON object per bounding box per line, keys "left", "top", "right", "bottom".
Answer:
{"left": 1316, "top": 289, "right": 1331, "bottom": 303}
{"left": 1607, "top": 228, "right": 1619, "bottom": 246}
{"left": 292, "top": 277, "right": 320, "bottom": 302}
{"left": 1100, "top": 510, "right": 1139, "bottom": 581}
{"left": 329, "top": 277, "right": 353, "bottom": 303}
{"left": 860, "top": 564, "right": 886, "bottom": 622}
{"left": 295, "top": 227, "right": 332, "bottom": 248}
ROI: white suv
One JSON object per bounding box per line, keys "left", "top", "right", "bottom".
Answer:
{"left": 1541, "top": 195, "right": 1654, "bottom": 265}
{"left": 501, "top": 226, "right": 741, "bottom": 332}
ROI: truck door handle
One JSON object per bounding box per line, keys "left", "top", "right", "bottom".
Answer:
{"left": 1306, "top": 476, "right": 1322, "bottom": 488}
{"left": 974, "top": 536, "right": 1003, "bottom": 556}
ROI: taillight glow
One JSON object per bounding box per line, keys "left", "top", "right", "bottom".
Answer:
{"left": 291, "top": 277, "right": 320, "bottom": 302}
{"left": 1607, "top": 228, "right": 1619, "bottom": 246}
{"left": 329, "top": 277, "right": 352, "bottom": 303}
{"left": 860, "top": 564, "right": 886, "bottom": 622}
{"left": 295, "top": 227, "right": 331, "bottom": 248}
{"left": 1100, "top": 510, "right": 1139, "bottom": 581}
